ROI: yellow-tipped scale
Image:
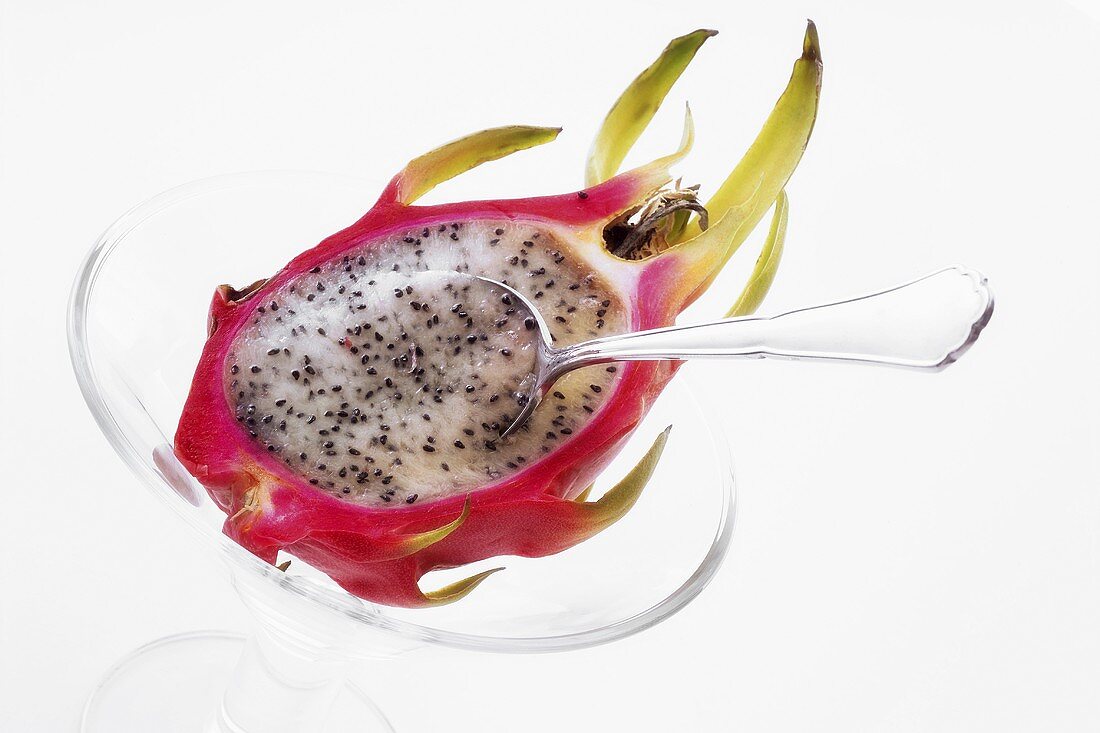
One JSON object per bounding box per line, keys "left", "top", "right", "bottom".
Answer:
{"left": 727, "top": 190, "right": 790, "bottom": 317}
{"left": 390, "top": 125, "right": 562, "bottom": 205}
{"left": 586, "top": 29, "right": 717, "bottom": 187}
{"left": 678, "top": 21, "right": 820, "bottom": 242}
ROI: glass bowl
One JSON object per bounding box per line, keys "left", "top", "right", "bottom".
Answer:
{"left": 68, "top": 171, "right": 735, "bottom": 732}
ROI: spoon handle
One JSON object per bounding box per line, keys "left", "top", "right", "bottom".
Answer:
{"left": 550, "top": 266, "right": 993, "bottom": 374}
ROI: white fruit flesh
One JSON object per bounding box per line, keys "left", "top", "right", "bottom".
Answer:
{"left": 226, "top": 220, "right": 626, "bottom": 506}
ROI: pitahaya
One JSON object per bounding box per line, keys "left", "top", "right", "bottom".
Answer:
{"left": 175, "top": 24, "right": 822, "bottom": 606}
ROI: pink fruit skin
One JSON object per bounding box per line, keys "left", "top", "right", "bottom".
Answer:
{"left": 175, "top": 169, "right": 687, "bottom": 607}
{"left": 175, "top": 24, "right": 820, "bottom": 606}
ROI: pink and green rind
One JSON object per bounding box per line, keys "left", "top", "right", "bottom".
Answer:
{"left": 175, "top": 170, "right": 685, "bottom": 598}
{"left": 174, "top": 24, "right": 821, "bottom": 606}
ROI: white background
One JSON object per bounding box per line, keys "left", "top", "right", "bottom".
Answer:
{"left": 2, "top": 0, "right": 1098, "bottom": 730}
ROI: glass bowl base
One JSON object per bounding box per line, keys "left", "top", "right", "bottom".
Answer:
{"left": 80, "top": 631, "right": 394, "bottom": 733}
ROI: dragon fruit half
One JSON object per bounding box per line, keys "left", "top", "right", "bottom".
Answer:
{"left": 175, "top": 24, "right": 822, "bottom": 607}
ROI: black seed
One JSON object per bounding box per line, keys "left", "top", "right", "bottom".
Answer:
{"left": 590, "top": 384, "right": 602, "bottom": 393}
{"left": 454, "top": 440, "right": 465, "bottom": 449}
{"left": 250, "top": 365, "right": 261, "bottom": 373}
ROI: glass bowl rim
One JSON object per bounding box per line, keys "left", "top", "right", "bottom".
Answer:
{"left": 66, "top": 170, "right": 736, "bottom": 654}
